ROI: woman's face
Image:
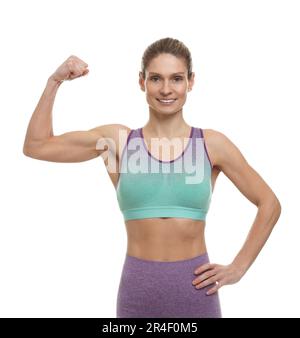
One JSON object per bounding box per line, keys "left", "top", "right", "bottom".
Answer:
{"left": 139, "top": 53, "right": 194, "bottom": 115}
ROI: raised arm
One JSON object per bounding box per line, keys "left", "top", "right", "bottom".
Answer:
{"left": 23, "top": 55, "right": 128, "bottom": 163}
{"left": 23, "top": 122, "right": 127, "bottom": 163}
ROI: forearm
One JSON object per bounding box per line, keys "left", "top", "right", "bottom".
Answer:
{"left": 23, "top": 77, "right": 62, "bottom": 150}
{"left": 231, "top": 196, "right": 281, "bottom": 276}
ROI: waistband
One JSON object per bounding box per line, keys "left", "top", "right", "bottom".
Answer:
{"left": 123, "top": 252, "right": 210, "bottom": 271}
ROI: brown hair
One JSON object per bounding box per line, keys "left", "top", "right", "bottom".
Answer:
{"left": 141, "top": 37, "right": 193, "bottom": 80}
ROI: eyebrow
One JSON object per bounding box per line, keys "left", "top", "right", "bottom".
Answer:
{"left": 149, "top": 72, "right": 185, "bottom": 76}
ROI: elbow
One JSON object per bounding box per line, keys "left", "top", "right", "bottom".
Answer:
{"left": 274, "top": 196, "right": 282, "bottom": 219}
{"left": 259, "top": 193, "right": 282, "bottom": 220}
{"left": 23, "top": 144, "right": 32, "bottom": 157}
{"left": 270, "top": 193, "right": 281, "bottom": 218}
{"left": 23, "top": 139, "right": 42, "bottom": 158}
{"left": 23, "top": 143, "right": 36, "bottom": 158}
{"left": 272, "top": 197, "right": 282, "bottom": 227}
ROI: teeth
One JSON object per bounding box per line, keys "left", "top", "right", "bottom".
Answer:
{"left": 158, "top": 99, "right": 175, "bottom": 103}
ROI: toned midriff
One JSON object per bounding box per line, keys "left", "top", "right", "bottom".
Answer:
{"left": 125, "top": 217, "right": 207, "bottom": 262}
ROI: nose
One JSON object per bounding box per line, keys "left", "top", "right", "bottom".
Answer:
{"left": 160, "top": 80, "right": 172, "bottom": 96}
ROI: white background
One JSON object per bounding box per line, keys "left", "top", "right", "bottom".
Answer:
{"left": 0, "top": 0, "right": 299, "bottom": 318}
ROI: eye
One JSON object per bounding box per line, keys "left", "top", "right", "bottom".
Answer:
{"left": 149, "top": 76, "right": 183, "bottom": 82}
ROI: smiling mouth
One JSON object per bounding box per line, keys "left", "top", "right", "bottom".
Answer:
{"left": 156, "top": 98, "right": 177, "bottom": 104}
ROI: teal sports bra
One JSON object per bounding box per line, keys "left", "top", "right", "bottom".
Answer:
{"left": 116, "top": 126, "right": 213, "bottom": 221}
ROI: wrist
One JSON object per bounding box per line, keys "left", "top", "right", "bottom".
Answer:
{"left": 230, "top": 260, "right": 248, "bottom": 278}
{"left": 48, "top": 75, "right": 64, "bottom": 86}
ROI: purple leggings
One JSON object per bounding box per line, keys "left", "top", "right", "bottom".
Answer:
{"left": 116, "top": 252, "right": 222, "bottom": 318}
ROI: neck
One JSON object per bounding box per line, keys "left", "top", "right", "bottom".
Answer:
{"left": 144, "top": 108, "right": 190, "bottom": 138}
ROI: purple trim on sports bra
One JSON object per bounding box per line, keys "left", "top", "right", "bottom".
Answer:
{"left": 200, "top": 128, "right": 213, "bottom": 170}
{"left": 119, "top": 129, "right": 134, "bottom": 166}
{"left": 140, "top": 126, "right": 194, "bottom": 163}
{"left": 116, "top": 129, "right": 134, "bottom": 189}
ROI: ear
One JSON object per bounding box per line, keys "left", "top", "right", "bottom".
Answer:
{"left": 139, "top": 72, "right": 145, "bottom": 91}
{"left": 188, "top": 72, "right": 195, "bottom": 91}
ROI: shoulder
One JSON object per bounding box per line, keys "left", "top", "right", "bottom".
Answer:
{"left": 90, "top": 123, "right": 131, "bottom": 139}
{"left": 202, "top": 128, "right": 230, "bottom": 146}
{"left": 202, "top": 128, "right": 242, "bottom": 170}
{"left": 203, "top": 128, "right": 280, "bottom": 207}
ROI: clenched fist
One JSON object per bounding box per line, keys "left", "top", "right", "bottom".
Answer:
{"left": 49, "top": 55, "right": 89, "bottom": 83}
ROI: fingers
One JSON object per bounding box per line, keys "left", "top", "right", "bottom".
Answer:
{"left": 192, "top": 263, "right": 241, "bottom": 295}
{"left": 82, "top": 68, "right": 89, "bottom": 76}
{"left": 67, "top": 55, "right": 88, "bottom": 68}
{"left": 192, "top": 269, "right": 218, "bottom": 286}
{"left": 206, "top": 280, "right": 224, "bottom": 295}
{"left": 192, "top": 262, "right": 224, "bottom": 295}
{"left": 194, "top": 263, "right": 217, "bottom": 275}
{"left": 192, "top": 274, "right": 223, "bottom": 295}
{"left": 195, "top": 274, "right": 218, "bottom": 288}
{"left": 73, "top": 63, "right": 84, "bottom": 77}
{"left": 66, "top": 56, "right": 89, "bottom": 80}
{"left": 69, "top": 62, "right": 87, "bottom": 78}
{"left": 70, "top": 55, "right": 88, "bottom": 68}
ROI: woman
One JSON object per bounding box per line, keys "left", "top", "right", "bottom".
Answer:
{"left": 23, "top": 37, "right": 281, "bottom": 318}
